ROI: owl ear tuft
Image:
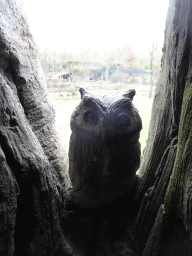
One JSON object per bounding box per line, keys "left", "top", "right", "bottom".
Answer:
{"left": 123, "top": 89, "right": 136, "bottom": 100}
{"left": 79, "top": 88, "right": 88, "bottom": 99}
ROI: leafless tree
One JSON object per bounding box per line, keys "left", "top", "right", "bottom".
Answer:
{"left": 148, "top": 43, "right": 157, "bottom": 98}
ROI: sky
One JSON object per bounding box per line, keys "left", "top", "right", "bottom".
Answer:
{"left": 21, "top": 0, "right": 169, "bottom": 57}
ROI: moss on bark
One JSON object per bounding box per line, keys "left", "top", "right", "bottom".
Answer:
{"left": 165, "top": 78, "right": 192, "bottom": 233}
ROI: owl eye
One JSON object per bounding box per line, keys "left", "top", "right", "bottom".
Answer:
{"left": 83, "top": 110, "right": 98, "bottom": 125}
{"left": 114, "top": 113, "right": 131, "bottom": 129}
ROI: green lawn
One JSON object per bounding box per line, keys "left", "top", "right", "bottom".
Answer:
{"left": 54, "top": 96, "right": 152, "bottom": 156}
{"left": 54, "top": 97, "right": 81, "bottom": 107}
{"left": 134, "top": 99, "right": 152, "bottom": 154}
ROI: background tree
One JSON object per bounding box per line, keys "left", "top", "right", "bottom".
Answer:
{"left": 39, "top": 48, "right": 50, "bottom": 76}
{"left": 103, "top": 46, "right": 136, "bottom": 81}
{"left": 148, "top": 43, "right": 157, "bottom": 98}
{"left": 1, "top": 0, "right": 192, "bottom": 255}
{"left": 108, "top": 46, "right": 137, "bottom": 67}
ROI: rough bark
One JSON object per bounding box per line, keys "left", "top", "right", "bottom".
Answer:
{"left": 1, "top": 0, "right": 192, "bottom": 255}
{"left": 133, "top": 0, "right": 192, "bottom": 254}
{"left": 0, "top": 1, "right": 70, "bottom": 255}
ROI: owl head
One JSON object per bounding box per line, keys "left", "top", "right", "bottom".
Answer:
{"left": 70, "top": 88, "right": 142, "bottom": 140}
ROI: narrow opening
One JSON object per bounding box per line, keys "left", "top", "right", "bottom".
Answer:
{"left": 22, "top": 0, "right": 169, "bottom": 176}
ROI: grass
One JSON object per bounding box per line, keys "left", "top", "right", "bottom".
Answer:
{"left": 53, "top": 97, "right": 81, "bottom": 106}
{"left": 134, "top": 99, "right": 152, "bottom": 154}
{"left": 53, "top": 95, "right": 153, "bottom": 156}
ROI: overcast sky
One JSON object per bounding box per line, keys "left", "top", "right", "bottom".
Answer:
{"left": 22, "top": 0, "right": 169, "bottom": 57}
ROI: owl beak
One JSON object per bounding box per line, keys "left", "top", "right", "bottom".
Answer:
{"left": 99, "top": 115, "right": 114, "bottom": 142}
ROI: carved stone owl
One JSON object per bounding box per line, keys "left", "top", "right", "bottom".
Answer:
{"left": 69, "top": 88, "right": 142, "bottom": 209}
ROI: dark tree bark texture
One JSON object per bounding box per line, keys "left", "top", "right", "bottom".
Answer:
{"left": 1, "top": 0, "right": 192, "bottom": 255}
{"left": 0, "top": 1, "right": 69, "bottom": 255}
{"left": 134, "top": 0, "right": 192, "bottom": 254}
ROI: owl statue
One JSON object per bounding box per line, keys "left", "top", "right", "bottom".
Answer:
{"left": 68, "top": 88, "right": 142, "bottom": 209}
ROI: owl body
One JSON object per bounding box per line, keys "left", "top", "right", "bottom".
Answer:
{"left": 69, "top": 88, "right": 142, "bottom": 209}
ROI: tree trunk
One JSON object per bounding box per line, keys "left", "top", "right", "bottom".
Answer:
{"left": 148, "top": 44, "right": 156, "bottom": 98}
{"left": 0, "top": 1, "right": 70, "bottom": 255}
{"left": 1, "top": 0, "right": 192, "bottom": 255}
{"left": 134, "top": 0, "right": 192, "bottom": 254}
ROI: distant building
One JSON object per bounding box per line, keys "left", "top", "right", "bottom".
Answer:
{"left": 56, "top": 71, "right": 72, "bottom": 80}
{"left": 46, "top": 71, "right": 72, "bottom": 80}
{"left": 108, "top": 65, "right": 150, "bottom": 84}
{"left": 89, "top": 69, "right": 103, "bottom": 81}
{"left": 109, "top": 66, "right": 149, "bottom": 76}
